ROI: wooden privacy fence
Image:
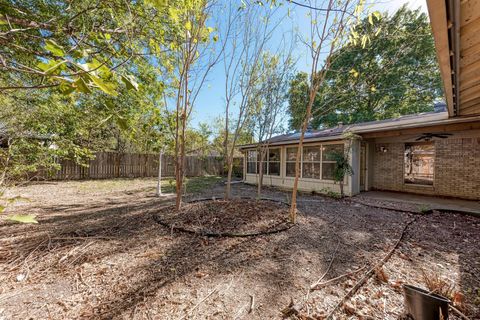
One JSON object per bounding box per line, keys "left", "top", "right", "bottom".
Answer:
{"left": 49, "top": 152, "right": 243, "bottom": 180}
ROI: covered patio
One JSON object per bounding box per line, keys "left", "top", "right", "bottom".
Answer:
{"left": 354, "top": 190, "right": 480, "bottom": 216}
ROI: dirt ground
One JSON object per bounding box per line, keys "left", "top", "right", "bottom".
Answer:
{"left": 1, "top": 177, "right": 479, "bottom": 319}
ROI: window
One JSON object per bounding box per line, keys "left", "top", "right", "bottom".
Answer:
{"left": 322, "top": 144, "right": 344, "bottom": 180}
{"left": 302, "top": 146, "right": 321, "bottom": 179}
{"left": 258, "top": 151, "right": 267, "bottom": 174}
{"left": 247, "top": 150, "right": 257, "bottom": 174}
{"left": 268, "top": 148, "right": 280, "bottom": 176}
{"left": 404, "top": 143, "right": 434, "bottom": 185}
{"left": 286, "top": 147, "right": 298, "bottom": 177}
{"left": 246, "top": 148, "right": 280, "bottom": 176}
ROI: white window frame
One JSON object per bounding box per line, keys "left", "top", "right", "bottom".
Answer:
{"left": 321, "top": 143, "right": 344, "bottom": 181}
{"left": 246, "top": 150, "right": 257, "bottom": 174}
{"left": 285, "top": 147, "right": 300, "bottom": 178}
{"left": 302, "top": 145, "right": 321, "bottom": 179}
{"left": 246, "top": 148, "right": 281, "bottom": 176}
{"left": 266, "top": 147, "right": 281, "bottom": 176}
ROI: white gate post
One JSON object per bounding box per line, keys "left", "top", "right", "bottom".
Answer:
{"left": 156, "top": 150, "right": 163, "bottom": 197}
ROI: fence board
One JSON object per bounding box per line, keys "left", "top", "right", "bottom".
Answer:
{"left": 47, "top": 152, "right": 242, "bottom": 180}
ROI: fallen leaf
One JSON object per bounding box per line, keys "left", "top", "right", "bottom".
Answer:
{"left": 7, "top": 214, "right": 38, "bottom": 224}
{"left": 195, "top": 271, "right": 208, "bottom": 278}
{"left": 453, "top": 291, "right": 464, "bottom": 307}
{"left": 343, "top": 302, "right": 356, "bottom": 315}
{"left": 374, "top": 267, "right": 389, "bottom": 283}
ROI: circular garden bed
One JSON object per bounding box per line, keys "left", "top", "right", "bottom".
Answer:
{"left": 153, "top": 198, "right": 293, "bottom": 237}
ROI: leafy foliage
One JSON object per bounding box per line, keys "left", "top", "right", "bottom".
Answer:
{"left": 0, "top": 195, "right": 36, "bottom": 224}
{"left": 332, "top": 152, "right": 353, "bottom": 183}
{"left": 288, "top": 6, "right": 443, "bottom": 129}
{"left": 331, "top": 151, "right": 353, "bottom": 198}
{"left": 0, "top": 64, "right": 174, "bottom": 188}
{"left": 0, "top": 0, "right": 175, "bottom": 94}
{"left": 7, "top": 214, "right": 38, "bottom": 224}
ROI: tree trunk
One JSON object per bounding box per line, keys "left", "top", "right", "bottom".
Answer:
{"left": 224, "top": 105, "right": 229, "bottom": 176}
{"left": 225, "top": 159, "right": 233, "bottom": 199}
{"left": 289, "top": 89, "right": 316, "bottom": 223}
{"left": 174, "top": 108, "right": 182, "bottom": 210}
{"left": 257, "top": 147, "right": 266, "bottom": 199}
{"left": 175, "top": 160, "right": 183, "bottom": 209}
{"left": 339, "top": 181, "right": 344, "bottom": 198}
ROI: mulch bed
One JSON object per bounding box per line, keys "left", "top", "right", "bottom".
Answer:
{"left": 1, "top": 179, "right": 479, "bottom": 319}
{"left": 153, "top": 198, "right": 293, "bottom": 237}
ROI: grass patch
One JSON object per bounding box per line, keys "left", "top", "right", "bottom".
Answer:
{"left": 74, "top": 176, "right": 224, "bottom": 195}
{"left": 159, "top": 176, "right": 223, "bottom": 194}
{"left": 77, "top": 179, "right": 139, "bottom": 192}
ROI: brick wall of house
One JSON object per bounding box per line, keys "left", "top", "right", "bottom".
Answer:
{"left": 372, "top": 138, "right": 480, "bottom": 200}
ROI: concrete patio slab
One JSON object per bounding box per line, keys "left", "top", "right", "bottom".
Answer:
{"left": 355, "top": 191, "right": 480, "bottom": 216}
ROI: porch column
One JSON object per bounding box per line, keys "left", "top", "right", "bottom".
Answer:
{"left": 347, "top": 139, "right": 361, "bottom": 196}
{"left": 242, "top": 151, "right": 246, "bottom": 182}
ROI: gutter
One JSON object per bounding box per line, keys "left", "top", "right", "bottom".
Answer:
{"left": 349, "top": 112, "right": 448, "bottom": 133}
{"left": 238, "top": 134, "right": 344, "bottom": 150}
{"left": 238, "top": 113, "right": 480, "bottom": 150}
{"left": 351, "top": 114, "right": 480, "bottom": 133}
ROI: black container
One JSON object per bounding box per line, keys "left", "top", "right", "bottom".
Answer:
{"left": 404, "top": 284, "right": 450, "bottom": 320}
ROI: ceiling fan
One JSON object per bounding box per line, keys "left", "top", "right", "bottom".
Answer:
{"left": 415, "top": 133, "right": 453, "bottom": 141}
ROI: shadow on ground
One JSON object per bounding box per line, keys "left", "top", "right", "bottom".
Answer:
{"left": 0, "top": 180, "right": 478, "bottom": 319}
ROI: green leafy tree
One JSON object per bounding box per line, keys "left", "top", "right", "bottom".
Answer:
{"left": 211, "top": 116, "right": 254, "bottom": 158}
{"left": 288, "top": 6, "right": 443, "bottom": 130}
{"left": 184, "top": 123, "right": 213, "bottom": 157}
{"left": 0, "top": 0, "right": 178, "bottom": 94}
{"left": 0, "top": 0, "right": 182, "bottom": 190}
{"left": 0, "top": 62, "right": 173, "bottom": 186}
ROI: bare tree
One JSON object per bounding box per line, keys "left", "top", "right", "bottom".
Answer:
{"left": 251, "top": 48, "right": 295, "bottom": 199}
{"left": 172, "top": 1, "right": 229, "bottom": 210}
{"left": 287, "top": 0, "right": 365, "bottom": 223}
{"left": 222, "top": 2, "right": 283, "bottom": 199}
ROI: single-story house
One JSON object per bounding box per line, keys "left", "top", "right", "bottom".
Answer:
{"left": 239, "top": 0, "right": 480, "bottom": 201}
{"left": 0, "top": 122, "right": 7, "bottom": 148}
{"left": 0, "top": 121, "right": 55, "bottom": 149}
{"left": 239, "top": 104, "right": 480, "bottom": 200}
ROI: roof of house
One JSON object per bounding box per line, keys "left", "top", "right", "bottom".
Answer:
{"left": 238, "top": 110, "right": 480, "bottom": 149}
{"left": 0, "top": 122, "right": 7, "bottom": 139}
{"left": 0, "top": 122, "right": 54, "bottom": 142}
{"left": 264, "top": 125, "right": 346, "bottom": 144}
{"left": 427, "top": 0, "right": 480, "bottom": 117}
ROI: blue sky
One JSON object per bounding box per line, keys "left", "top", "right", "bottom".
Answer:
{"left": 188, "top": 0, "right": 428, "bottom": 129}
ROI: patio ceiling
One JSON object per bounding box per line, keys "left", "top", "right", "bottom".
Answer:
{"left": 427, "top": 0, "right": 480, "bottom": 117}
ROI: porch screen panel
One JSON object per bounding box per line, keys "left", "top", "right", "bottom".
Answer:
{"left": 404, "top": 143, "right": 434, "bottom": 185}
{"left": 258, "top": 150, "right": 267, "bottom": 174}
{"left": 286, "top": 147, "right": 298, "bottom": 177}
{"left": 247, "top": 150, "right": 257, "bottom": 174}
{"left": 302, "top": 146, "right": 321, "bottom": 179}
{"left": 322, "top": 144, "right": 344, "bottom": 180}
{"left": 268, "top": 148, "right": 280, "bottom": 176}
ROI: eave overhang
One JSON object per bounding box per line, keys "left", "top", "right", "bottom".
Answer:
{"left": 427, "top": 0, "right": 480, "bottom": 117}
